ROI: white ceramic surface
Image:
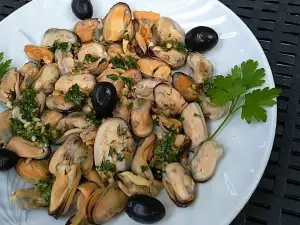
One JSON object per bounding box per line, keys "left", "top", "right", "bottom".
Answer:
{"left": 0, "top": 0, "right": 276, "bottom": 225}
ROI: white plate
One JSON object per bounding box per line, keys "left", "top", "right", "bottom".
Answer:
{"left": 0, "top": 0, "right": 276, "bottom": 225}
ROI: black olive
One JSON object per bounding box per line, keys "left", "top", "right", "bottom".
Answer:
{"left": 0, "top": 148, "right": 19, "bottom": 171}
{"left": 71, "top": 0, "right": 93, "bottom": 20}
{"left": 91, "top": 82, "right": 118, "bottom": 119}
{"left": 126, "top": 194, "right": 166, "bottom": 224}
{"left": 185, "top": 26, "right": 218, "bottom": 52}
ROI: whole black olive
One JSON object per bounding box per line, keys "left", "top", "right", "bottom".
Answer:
{"left": 0, "top": 148, "right": 19, "bottom": 171}
{"left": 71, "top": 0, "right": 93, "bottom": 20}
{"left": 91, "top": 82, "right": 118, "bottom": 119}
{"left": 185, "top": 26, "right": 219, "bottom": 52}
{"left": 126, "top": 194, "right": 166, "bottom": 224}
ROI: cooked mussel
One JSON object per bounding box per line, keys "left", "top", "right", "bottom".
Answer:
{"left": 126, "top": 194, "right": 166, "bottom": 224}
{"left": 0, "top": 110, "right": 12, "bottom": 146}
{"left": 187, "top": 52, "right": 213, "bottom": 85}
{"left": 131, "top": 134, "right": 156, "bottom": 180}
{"left": 41, "top": 110, "right": 64, "bottom": 126}
{"left": 137, "top": 58, "right": 171, "bottom": 82}
{"left": 162, "top": 163, "right": 196, "bottom": 207}
{"left": 191, "top": 141, "right": 224, "bottom": 182}
{"left": 0, "top": 148, "right": 18, "bottom": 171}
{"left": 49, "top": 165, "right": 82, "bottom": 218}
{"left": 6, "top": 136, "right": 51, "bottom": 159}
{"left": 33, "top": 63, "right": 60, "bottom": 94}
{"left": 149, "top": 46, "right": 187, "bottom": 69}
{"left": 19, "top": 61, "right": 41, "bottom": 91}
{"left": 15, "top": 158, "right": 50, "bottom": 184}
{"left": 132, "top": 79, "right": 161, "bottom": 101}
{"left": 116, "top": 171, "right": 163, "bottom": 197}
{"left": 46, "top": 95, "right": 75, "bottom": 113}
{"left": 11, "top": 187, "right": 49, "bottom": 210}
{"left": 103, "top": 3, "right": 132, "bottom": 43}
{"left": 24, "top": 45, "right": 54, "bottom": 64}
{"left": 152, "top": 17, "right": 185, "bottom": 44}
{"left": 87, "top": 183, "right": 128, "bottom": 224}
{"left": 185, "top": 26, "right": 218, "bottom": 52}
{"left": 74, "top": 19, "right": 100, "bottom": 43}
{"left": 172, "top": 72, "right": 200, "bottom": 102}
{"left": 55, "top": 74, "right": 96, "bottom": 94}
{"left": 42, "top": 28, "right": 79, "bottom": 47}
{"left": 131, "top": 98, "right": 153, "bottom": 138}
{"left": 154, "top": 83, "right": 188, "bottom": 116}
{"left": 0, "top": 68, "right": 20, "bottom": 107}
{"left": 181, "top": 102, "right": 208, "bottom": 149}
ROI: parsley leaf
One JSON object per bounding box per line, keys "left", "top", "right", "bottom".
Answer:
{"left": 84, "top": 54, "right": 99, "bottom": 63}
{"left": 205, "top": 60, "right": 280, "bottom": 140}
{"left": 18, "top": 89, "right": 40, "bottom": 121}
{"left": 161, "top": 39, "right": 187, "bottom": 53}
{"left": 87, "top": 110, "right": 102, "bottom": 126}
{"left": 141, "top": 165, "right": 149, "bottom": 172}
{"left": 96, "top": 160, "right": 116, "bottom": 173}
{"left": 64, "top": 84, "right": 88, "bottom": 108}
{"left": 0, "top": 52, "right": 12, "bottom": 80}
{"left": 241, "top": 87, "right": 280, "bottom": 123}
{"left": 37, "top": 176, "right": 55, "bottom": 202}
{"left": 111, "top": 55, "right": 137, "bottom": 70}
{"left": 121, "top": 76, "right": 133, "bottom": 88}
{"left": 108, "top": 147, "right": 116, "bottom": 157}
{"left": 107, "top": 74, "right": 119, "bottom": 81}
{"left": 50, "top": 41, "right": 69, "bottom": 52}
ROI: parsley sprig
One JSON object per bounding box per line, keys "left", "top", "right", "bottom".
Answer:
{"left": 0, "top": 52, "right": 12, "bottom": 80}
{"left": 111, "top": 55, "right": 137, "bottom": 70}
{"left": 64, "top": 84, "right": 88, "bottom": 108}
{"left": 36, "top": 176, "right": 55, "bottom": 202}
{"left": 205, "top": 59, "right": 280, "bottom": 139}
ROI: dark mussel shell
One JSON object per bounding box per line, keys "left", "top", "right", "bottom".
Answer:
{"left": 126, "top": 194, "right": 166, "bottom": 224}
{"left": 0, "top": 148, "right": 19, "bottom": 171}
{"left": 91, "top": 82, "right": 118, "bottom": 119}
{"left": 185, "top": 26, "right": 218, "bottom": 53}
{"left": 71, "top": 0, "right": 93, "bottom": 20}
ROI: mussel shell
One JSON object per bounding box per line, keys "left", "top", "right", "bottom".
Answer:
{"left": 71, "top": 0, "right": 93, "bottom": 20}
{"left": 0, "top": 148, "right": 19, "bottom": 171}
{"left": 185, "top": 26, "right": 218, "bottom": 52}
{"left": 126, "top": 194, "right": 166, "bottom": 224}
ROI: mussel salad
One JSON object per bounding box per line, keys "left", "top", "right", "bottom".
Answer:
{"left": 0, "top": 1, "right": 279, "bottom": 225}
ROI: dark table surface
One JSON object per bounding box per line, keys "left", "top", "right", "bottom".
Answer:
{"left": 1, "top": 0, "right": 300, "bottom": 224}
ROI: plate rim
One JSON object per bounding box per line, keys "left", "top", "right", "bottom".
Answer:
{"left": 0, "top": 0, "right": 277, "bottom": 224}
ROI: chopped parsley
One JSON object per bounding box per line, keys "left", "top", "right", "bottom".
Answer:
{"left": 108, "top": 147, "right": 116, "bottom": 157}
{"left": 127, "top": 102, "right": 133, "bottom": 109}
{"left": 84, "top": 54, "right": 99, "bottom": 63}
{"left": 194, "top": 113, "right": 202, "bottom": 118}
{"left": 161, "top": 39, "right": 187, "bottom": 53}
{"left": 123, "top": 33, "right": 130, "bottom": 41}
{"left": 18, "top": 89, "right": 40, "bottom": 121}
{"left": 111, "top": 55, "right": 137, "bottom": 70}
{"left": 141, "top": 165, "right": 149, "bottom": 172}
{"left": 87, "top": 110, "right": 102, "bottom": 126}
{"left": 107, "top": 74, "right": 119, "bottom": 81}
{"left": 73, "top": 62, "right": 84, "bottom": 73}
{"left": 178, "top": 116, "right": 185, "bottom": 122}
{"left": 10, "top": 118, "right": 61, "bottom": 146}
{"left": 37, "top": 176, "right": 55, "bottom": 202}
{"left": 50, "top": 41, "right": 69, "bottom": 52}
{"left": 195, "top": 97, "right": 202, "bottom": 104}
{"left": 153, "top": 129, "right": 181, "bottom": 164}
{"left": 64, "top": 84, "right": 88, "bottom": 108}
{"left": 96, "top": 160, "right": 116, "bottom": 173}
{"left": 121, "top": 77, "right": 133, "bottom": 88}
{"left": 0, "top": 52, "right": 12, "bottom": 80}
{"left": 117, "top": 153, "right": 124, "bottom": 161}
{"left": 153, "top": 118, "right": 159, "bottom": 126}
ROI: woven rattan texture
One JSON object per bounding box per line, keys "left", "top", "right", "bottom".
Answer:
{"left": 1, "top": 0, "right": 300, "bottom": 224}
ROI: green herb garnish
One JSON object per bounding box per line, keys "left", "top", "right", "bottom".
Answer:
{"left": 74, "top": 62, "right": 84, "bottom": 73}
{"left": 121, "top": 77, "right": 133, "bottom": 88}
{"left": 96, "top": 160, "right": 116, "bottom": 173}
{"left": 87, "top": 110, "right": 102, "bottom": 126}
{"left": 127, "top": 102, "right": 133, "bottom": 109}
{"left": 10, "top": 118, "right": 61, "bottom": 146}
{"left": 195, "top": 98, "right": 201, "bottom": 104}
{"left": 123, "top": 33, "right": 130, "bottom": 41}
{"left": 153, "top": 129, "right": 181, "bottom": 164}
{"left": 153, "top": 118, "right": 159, "bottom": 126}
{"left": 108, "top": 147, "right": 116, "bottom": 157}
{"left": 141, "top": 165, "right": 149, "bottom": 172}
{"left": 84, "top": 54, "right": 99, "bottom": 63}
{"left": 161, "top": 40, "right": 187, "bottom": 53}
{"left": 205, "top": 59, "right": 280, "bottom": 140}
{"left": 18, "top": 89, "right": 40, "bottom": 121}
{"left": 0, "top": 52, "right": 12, "bottom": 80}
{"left": 37, "top": 176, "right": 55, "bottom": 202}
{"left": 64, "top": 84, "right": 88, "bottom": 108}
{"left": 111, "top": 55, "right": 137, "bottom": 70}
{"left": 50, "top": 41, "right": 69, "bottom": 52}
{"left": 178, "top": 117, "right": 185, "bottom": 122}
{"left": 107, "top": 74, "right": 119, "bottom": 81}
{"left": 117, "top": 153, "right": 124, "bottom": 161}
